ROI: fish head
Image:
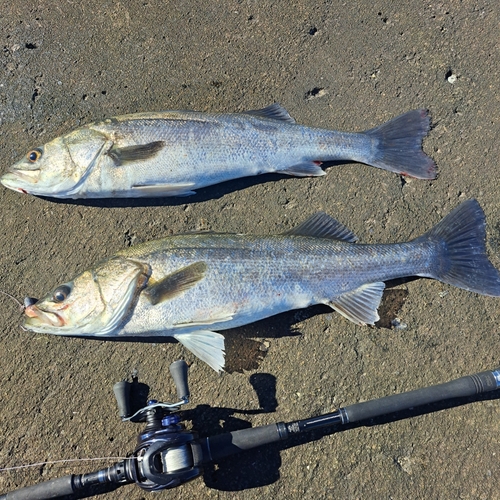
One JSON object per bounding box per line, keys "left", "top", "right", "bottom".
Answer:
{"left": 1, "top": 128, "right": 109, "bottom": 197}
{"left": 23, "top": 257, "right": 149, "bottom": 336}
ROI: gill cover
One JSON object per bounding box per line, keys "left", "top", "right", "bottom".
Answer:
{"left": 54, "top": 128, "right": 111, "bottom": 196}
{"left": 23, "top": 257, "right": 148, "bottom": 336}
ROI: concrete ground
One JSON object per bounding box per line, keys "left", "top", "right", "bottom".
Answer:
{"left": 0, "top": 1, "right": 499, "bottom": 499}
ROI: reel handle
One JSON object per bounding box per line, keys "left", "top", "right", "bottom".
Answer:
{"left": 169, "top": 360, "right": 190, "bottom": 401}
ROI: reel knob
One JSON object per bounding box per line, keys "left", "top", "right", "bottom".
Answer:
{"left": 169, "top": 360, "right": 190, "bottom": 402}
{"left": 113, "top": 380, "right": 132, "bottom": 419}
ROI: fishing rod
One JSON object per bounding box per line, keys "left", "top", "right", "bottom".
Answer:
{"left": 1, "top": 361, "right": 500, "bottom": 499}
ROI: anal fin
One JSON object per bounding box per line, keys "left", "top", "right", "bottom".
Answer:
{"left": 282, "top": 161, "right": 325, "bottom": 177}
{"left": 174, "top": 330, "right": 225, "bottom": 372}
{"left": 329, "top": 282, "right": 385, "bottom": 325}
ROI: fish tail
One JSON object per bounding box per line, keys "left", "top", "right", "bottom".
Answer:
{"left": 417, "top": 199, "right": 500, "bottom": 296}
{"left": 364, "top": 109, "right": 436, "bottom": 179}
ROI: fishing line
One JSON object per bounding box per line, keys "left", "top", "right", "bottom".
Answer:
{"left": 0, "top": 290, "right": 24, "bottom": 311}
{"left": 0, "top": 456, "right": 134, "bottom": 472}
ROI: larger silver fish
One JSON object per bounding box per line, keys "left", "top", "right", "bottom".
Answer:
{"left": 1, "top": 104, "right": 435, "bottom": 198}
{"left": 22, "top": 200, "right": 500, "bottom": 371}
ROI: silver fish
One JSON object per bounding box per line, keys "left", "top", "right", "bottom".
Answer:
{"left": 1, "top": 104, "right": 435, "bottom": 198}
{"left": 22, "top": 200, "right": 500, "bottom": 371}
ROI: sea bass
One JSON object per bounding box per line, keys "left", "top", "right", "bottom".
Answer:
{"left": 1, "top": 104, "right": 435, "bottom": 199}
{"left": 22, "top": 200, "right": 500, "bottom": 371}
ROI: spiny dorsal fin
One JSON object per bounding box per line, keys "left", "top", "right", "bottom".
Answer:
{"left": 108, "top": 141, "right": 165, "bottom": 166}
{"left": 283, "top": 212, "right": 358, "bottom": 242}
{"left": 144, "top": 261, "right": 207, "bottom": 305}
{"left": 329, "top": 282, "right": 385, "bottom": 325}
{"left": 243, "top": 103, "right": 295, "bottom": 123}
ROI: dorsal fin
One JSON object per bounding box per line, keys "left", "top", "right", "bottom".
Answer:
{"left": 243, "top": 103, "right": 295, "bottom": 123}
{"left": 283, "top": 212, "right": 358, "bottom": 242}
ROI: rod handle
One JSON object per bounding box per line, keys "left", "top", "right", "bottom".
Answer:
{"left": 344, "top": 369, "right": 500, "bottom": 424}
{"left": 0, "top": 475, "right": 75, "bottom": 500}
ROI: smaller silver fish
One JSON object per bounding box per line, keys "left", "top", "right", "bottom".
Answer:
{"left": 21, "top": 200, "right": 500, "bottom": 372}
{"left": 1, "top": 104, "right": 435, "bottom": 199}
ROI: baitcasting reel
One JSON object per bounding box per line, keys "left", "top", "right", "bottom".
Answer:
{"left": 112, "top": 359, "right": 202, "bottom": 491}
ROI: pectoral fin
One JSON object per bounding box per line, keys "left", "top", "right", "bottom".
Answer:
{"left": 173, "top": 307, "right": 234, "bottom": 327}
{"left": 174, "top": 330, "right": 225, "bottom": 372}
{"left": 108, "top": 141, "right": 165, "bottom": 166}
{"left": 144, "top": 261, "right": 207, "bottom": 305}
{"left": 328, "top": 282, "right": 385, "bottom": 325}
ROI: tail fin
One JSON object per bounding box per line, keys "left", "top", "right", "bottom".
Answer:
{"left": 365, "top": 109, "right": 436, "bottom": 179}
{"left": 417, "top": 199, "right": 500, "bottom": 296}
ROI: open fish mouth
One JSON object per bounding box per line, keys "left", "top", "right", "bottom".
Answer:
{"left": 24, "top": 304, "right": 65, "bottom": 329}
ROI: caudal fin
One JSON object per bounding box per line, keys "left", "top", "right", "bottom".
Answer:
{"left": 365, "top": 109, "right": 436, "bottom": 179}
{"left": 417, "top": 199, "right": 500, "bottom": 296}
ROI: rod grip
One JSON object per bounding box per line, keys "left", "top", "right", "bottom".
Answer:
{"left": 344, "top": 369, "right": 500, "bottom": 424}
{"left": 0, "top": 475, "right": 75, "bottom": 500}
{"left": 200, "top": 423, "right": 287, "bottom": 462}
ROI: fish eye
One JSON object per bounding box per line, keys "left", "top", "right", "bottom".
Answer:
{"left": 27, "top": 149, "right": 42, "bottom": 163}
{"left": 52, "top": 284, "right": 72, "bottom": 303}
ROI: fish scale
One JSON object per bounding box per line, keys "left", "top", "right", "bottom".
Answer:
{"left": 121, "top": 238, "right": 427, "bottom": 333}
